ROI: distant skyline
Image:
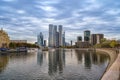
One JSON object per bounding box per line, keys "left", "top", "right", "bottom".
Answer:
{"left": 0, "top": 0, "right": 120, "bottom": 43}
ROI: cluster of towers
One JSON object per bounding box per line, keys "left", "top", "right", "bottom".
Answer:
{"left": 77, "top": 30, "right": 91, "bottom": 42}
{"left": 48, "top": 24, "right": 65, "bottom": 48}
{"left": 76, "top": 30, "right": 104, "bottom": 48}
{"left": 37, "top": 32, "right": 46, "bottom": 47}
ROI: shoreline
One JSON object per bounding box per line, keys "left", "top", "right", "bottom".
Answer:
{"left": 98, "top": 49, "right": 120, "bottom": 80}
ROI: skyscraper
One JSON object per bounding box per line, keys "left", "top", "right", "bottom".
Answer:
{"left": 59, "top": 25, "right": 63, "bottom": 46}
{"left": 37, "top": 32, "right": 44, "bottom": 47}
{"left": 90, "top": 34, "right": 104, "bottom": 45}
{"left": 90, "top": 34, "right": 97, "bottom": 46}
{"left": 44, "top": 40, "right": 47, "bottom": 47}
{"left": 53, "top": 25, "right": 57, "bottom": 47}
{"left": 56, "top": 32, "right": 59, "bottom": 47}
{"left": 48, "top": 24, "right": 65, "bottom": 48}
{"left": 77, "top": 36, "right": 82, "bottom": 42}
{"left": 49, "top": 24, "right": 54, "bottom": 47}
{"left": 96, "top": 34, "right": 104, "bottom": 44}
{"left": 62, "top": 31, "right": 65, "bottom": 47}
{"left": 84, "top": 30, "right": 90, "bottom": 42}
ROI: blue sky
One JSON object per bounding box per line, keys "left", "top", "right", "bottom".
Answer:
{"left": 0, "top": 0, "right": 120, "bottom": 43}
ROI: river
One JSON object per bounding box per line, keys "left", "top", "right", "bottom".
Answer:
{"left": 0, "top": 49, "right": 109, "bottom": 80}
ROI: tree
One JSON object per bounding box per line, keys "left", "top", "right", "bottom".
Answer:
{"left": 101, "top": 38, "right": 107, "bottom": 43}
{"left": 9, "top": 42, "right": 16, "bottom": 49}
{"left": 110, "top": 40, "right": 118, "bottom": 48}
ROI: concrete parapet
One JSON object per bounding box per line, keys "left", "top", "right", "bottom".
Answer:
{"left": 97, "top": 49, "right": 120, "bottom": 80}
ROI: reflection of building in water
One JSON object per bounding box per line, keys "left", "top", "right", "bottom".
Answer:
{"left": 0, "top": 56, "right": 9, "bottom": 73}
{"left": 75, "top": 50, "right": 82, "bottom": 64}
{"left": 37, "top": 51, "right": 43, "bottom": 66}
{"left": 48, "top": 49, "right": 65, "bottom": 75}
{"left": 84, "top": 52, "right": 91, "bottom": 69}
{"left": 75, "top": 50, "right": 109, "bottom": 69}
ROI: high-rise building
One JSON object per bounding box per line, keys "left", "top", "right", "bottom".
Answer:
{"left": 71, "top": 40, "right": 73, "bottom": 46}
{"left": 53, "top": 25, "right": 57, "bottom": 47}
{"left": 90, "top": 34, "right": 97, "bottom": 46}
{"left": 56, "top": 32, "right": 59, "bottom": 47}
{"left": 84, "top": 30, "right": 90, "bottom": 42}
{"left": 96, "top": 34, "right": 104, "bottom": 44}
{"left": 44, "top": 40, "right": 47, "bottom": 47}
{"left": 76, "top": 36, "right": 90, "bottom": 48}
{"left": 59, "top": 25, "right": 63, "bottom": 46}
{"left": 37, "top": 32, "right": 44, "bottom": 47}
{"left": 77, "top": 36, "right": 82, "bottom": 42}
{"left": 91, "top": 34, "right": 104, "bottom": 45}
{"left": 48, "top": 24, "right": 65, "bottom": 48}
{"left": 62, "top": 31, "right": 65, "bottom": 47}
{"left": 49, "top": 24, "right": 54, "bottom": 47}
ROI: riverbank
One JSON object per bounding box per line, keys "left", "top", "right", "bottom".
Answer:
{"left": 96, "top": 48, "right": 119, "bottom": 80}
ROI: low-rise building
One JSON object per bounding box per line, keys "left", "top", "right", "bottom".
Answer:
{"left": 75, "top": 41, "right": 90, "bottom": 48}
{"left": 10, "top": 40, "right": 27, "bottom": 43}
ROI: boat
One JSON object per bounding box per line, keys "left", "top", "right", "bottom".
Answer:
{"left": 16, "top": 47, "right": 27, "bottom": 52}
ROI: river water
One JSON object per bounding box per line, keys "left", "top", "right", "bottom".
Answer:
{"left": 0, "top": 49, "right": 109, "bottom": 80}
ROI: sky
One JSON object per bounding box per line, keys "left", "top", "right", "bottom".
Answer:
{"left": 0, "top": 0, "right": 120, "bottom": 43}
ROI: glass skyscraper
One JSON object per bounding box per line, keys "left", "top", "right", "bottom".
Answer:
{"left": 84, "top": 30, "right": 91, "bottom": 42}
{"left": 37, "top": 32, "right": 44, "bottom": 47}
{"left": 59, "top": 25, "right": 63, "bottom": 47}
{"left": 49, "top": 24, "right": 54, "bottom": 47}
{"left": 48, "top": 24, "right": 65, "bottom": 48}
{"left": 62, "top": 31, "right": 65, "bottom": 47}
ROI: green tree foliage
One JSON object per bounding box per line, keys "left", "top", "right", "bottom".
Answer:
{"left": 9, "top": 42, "right": 39, "bottom": 49}
{"left": 9, "top": 42, "right": 16, "bottom": 49}
{"left": 100, "top": 38, "right": 107, "bottom": 43}
{"left": 110, "top": 40, "right": 119, "bottom": 48}
{"left": 95, "top": 39, "right": 120, "bottom": 48}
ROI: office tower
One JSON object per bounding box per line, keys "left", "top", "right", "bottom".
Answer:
{"left": 44, "top": 40, "right": 47, "bottom": 47}
{"left": 62, "top": 31, "right": 65, "bottom": 47}
{"left": 96, "top": 34, "right": 104, "bottom": 44}
{"left": 48, "top": 24, "right": 64, "bottom": 48}
{"left": 90, "top": 34, "right": 97, "bottom": 46}
{"left": 49, "top": 24, "right": 54, "bottom": 47}
{"left": 77, "top": 36, "right": 82, "bottom": 42}
{"left": 91, "top": 34, "right": 104, "bottom": 45}
{"left": 53, "top": 25, "right": 57, "bottom": 47}
{"left": 56, "top": 32, "right": 59, "bottom": 47}
{"left": 84, "top": 30, "right": 90, "bottom": 42}
{"left": 37, "top": 32, "right": 44, "bottom": 47}
{"left": 71, "top": 40, "right": 73, "bottom": 46}
{"left": 59, "top": 25, "right": 63, "bottom": 46}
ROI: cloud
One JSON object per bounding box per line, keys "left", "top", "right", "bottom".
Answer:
{"left": 2, "top": 0, "right": 16, "bottom": 2}
{"left": 35, "top": 5, "right": 61, "bottom": 17}
{"left": 0, "top": 0, "right": 120, "bottom": 43}
{"left": 16, "top": 10, "right": 26, "bottom": 14}
{"left": 36, "top": 0, "right": 60, "bottom": 6}
{"left": 105, "top": 9, "right": 120, "bottom": 15}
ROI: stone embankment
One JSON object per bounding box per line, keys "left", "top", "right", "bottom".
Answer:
{"left": 97, "top": 48, "right": 120, "bottom": 80}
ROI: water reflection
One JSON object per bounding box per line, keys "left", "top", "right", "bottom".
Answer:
{"left": 36, "top": 49, "right": 109, "bottom": 80}
{"left": 37, "top": 52, "right": 43, "bottom": 66}
{"left": 0, "top": 52, "right": 31, "bottom": 73}
{"left": 75, "top": 50, "right": 109, "bottom": 69}
{"left": 48, "top": 49, "right": 65, "bottom": 75}
{"left": 0, "top": 55, "right": 9, "bottom": 73}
